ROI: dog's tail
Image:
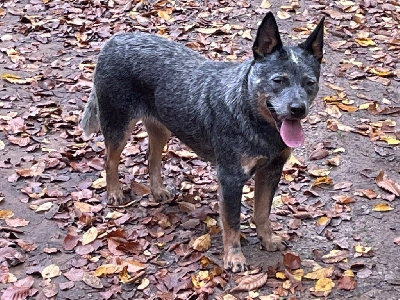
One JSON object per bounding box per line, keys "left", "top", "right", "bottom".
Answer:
{"left": 81, "top": 87, "right": 100, "bottom": 137}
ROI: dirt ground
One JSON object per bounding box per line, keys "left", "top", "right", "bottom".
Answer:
{"left": 1, "top": 0, "right": 400, "bottom": 299}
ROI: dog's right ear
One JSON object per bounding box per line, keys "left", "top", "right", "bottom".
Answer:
{"left": 252, "top": 12, "right": 283, "bottom": 60}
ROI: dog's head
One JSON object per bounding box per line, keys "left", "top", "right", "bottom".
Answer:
{"left": 249, "top": 12, "right": 324, "bottom": 147}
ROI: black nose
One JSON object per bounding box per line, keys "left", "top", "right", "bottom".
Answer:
{"left": 289, "top": 103, "right": 306, "bottom": 118}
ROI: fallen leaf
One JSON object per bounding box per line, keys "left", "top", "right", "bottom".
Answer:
{"left": 277, "top": 11, "right": 291, "bottom": 19}
{"left": 230, "top": 272, "right": 268, "bottom": 292}
{"left": 375, "top": 170, "right": 400, "bottom": 197}
{"left": 260, "top": 0, "right": 271, "bottom": 8}
{"left": 41, "top": 264, "right": 61, "bottom": 279}
{"left": 137, "top": 277, "right": 150, "bottom": 290}
{"left": 0, "top": 210, "right": 14, "bottom": 219}
{"left": 83, "top": 273, "right": 103, "bottom": 289}
{"left": 372, "top": 203, "right": 394, "bottom": 212}
{"left": 321, "top": 250, "right": 350, "bottom": 263}
{"left": 337, "top": 275, "right": 356, "bottom": 290}
{"left": 192, "top": 233, "right": 211, "bottom": 252}
{"left": 283, "top": 252, "right": 301, "bottom": 270}
{"left": 310, "top": 277, "right": 335, "bottom": 295}
{"left": 82, "top": 227, "right": 98, "bottom": 245}
{"left": 94, "top": 264, "right": 122, "bottom": 277}
{"left": 304, "top": 266, "right": 334, "bottom": 280}
{"left": 5, "top": 218, "right": 29, "bottom": 227}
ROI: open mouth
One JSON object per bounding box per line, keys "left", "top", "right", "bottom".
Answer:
{"left": 279, "top": 118, "right": 305, "bottom": 148}
{"left": 265, "top": 102, "right": 305, "bottom": 148}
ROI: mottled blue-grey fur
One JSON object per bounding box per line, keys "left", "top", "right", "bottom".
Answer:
{"left": 81, "top": 12, "right": 324, "bottom": 272}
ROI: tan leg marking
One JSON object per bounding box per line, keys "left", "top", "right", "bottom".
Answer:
{"left": 254, "top": 148, "right": 291, "bottom": 251}
{"left": 219, "top": 187, "right": 247, "bottom": 273}
{"left": 105, "top": 119, "right": 139, "bottom": 206}
{"left": 144, "top": 118, "right": 171, "bottom": 201}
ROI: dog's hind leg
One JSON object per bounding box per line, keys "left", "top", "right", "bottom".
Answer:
{"left": 254, "top": 148, "right": 291, "bottom": 251}
{"left": 144, "top": 118, "right": 171, "bottom": 201}
{"left": 104, "top": 118, "right": 139, "bottom": 206}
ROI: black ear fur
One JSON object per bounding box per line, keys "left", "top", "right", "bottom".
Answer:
{"left": 299, "top": 17, "right": 325, "bottom": 63}
{"left": 252, "top": 12, "right": 283, "bottom": 60}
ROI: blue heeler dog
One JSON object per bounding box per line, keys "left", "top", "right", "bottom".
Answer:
{"left": 82, "top": 12, "right": 324, "bottom": 272}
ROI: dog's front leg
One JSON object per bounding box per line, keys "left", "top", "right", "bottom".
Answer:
{"left": 254, "top": 148, "right": 291, "bottom": 251}
{"left": 218, "top": 168, "right": 248, "bottom": 272}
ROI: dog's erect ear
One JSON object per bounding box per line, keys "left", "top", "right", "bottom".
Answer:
{"left": 299, "top": 17, "right": 325, "bottom": 63}
{"left": 252, "top": 12, "right": 283, "bottom": 60}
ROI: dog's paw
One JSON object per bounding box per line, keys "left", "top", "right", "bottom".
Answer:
{"left": 151, "top": 186, "right": 171, "bottom": 202}
{"left": 259, "top": 234, "right": 287, "bottom": 252}
{"left": 224, "top": 252, "right": 247, "bottom": 273}
{"left": 107, "top": 189, "right": 127, "bottom": 206}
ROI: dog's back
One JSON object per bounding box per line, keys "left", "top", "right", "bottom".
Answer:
{"left": 91, "top": 33, "right": 252, "bottom": 160}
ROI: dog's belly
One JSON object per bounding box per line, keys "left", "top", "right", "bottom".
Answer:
{"left": 162, "top": 119, "right": 216, "bottom": 163}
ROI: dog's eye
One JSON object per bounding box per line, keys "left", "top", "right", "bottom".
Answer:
{"left": 272, "top": 78, "right": 283, "bottom": 84}
{"left": 307, "top": 80, "right": 316, "bottom": 86}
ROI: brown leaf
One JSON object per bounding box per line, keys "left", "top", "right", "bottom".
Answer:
{"left": 1, "top": 276, "right": 34, "bottom": 300}
{"left": 321, "top": 250, "right": 350, "bottom": 263}
{"left": 82, "top": 273, "right": 103, "bottom": 289}
{"left": 230, "top": 272, "right": 268, "bottom": 292}
{"left": 63, "top": 227, "right": 80, "bottom": 251}
{"left": 63, "top": 268, "right": 85, "bottom": 282}
{"left": 8, "top": 135, "right": 30, "bottom": 147}
{"left": 131, "top": 182, "right": 151, "bottom": 196}
{"left": 192, "top": 233, "right": 211, "bottom": 252}
{"left": 375, "top": 170, "right": 400, "bottom": 197}
{"left": 337, "top": 275, "right": 356, "bottom": 290}
{"left": 332, "top": 195, "right": 355, "bottom": 204}
{"left": 0, "top": 265, "right": 9, "bottom": 284}
{"left": 5, "top": 218, "right": 29, "bottom": 227}
{"left": 309, "top": 149, "right": 329, "bottom": 160}
{"left": 283, "top": 252, "right": 301, "bottom": 270}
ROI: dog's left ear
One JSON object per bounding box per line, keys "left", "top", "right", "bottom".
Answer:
{"left": 299, "top": 17, "right": 325, "bottom": 63}
{"left": 253, "top": 12, "right": 283, "bottom": 60}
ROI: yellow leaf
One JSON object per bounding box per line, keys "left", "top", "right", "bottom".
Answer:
{"left": 354, "top": 244, "right": 372, "bottom": 254}
{"left": 260, "top": 0, "right": 271, "bottom": 8}
{"left": 192, "top": 270, "right": 211, "bottom": 288}
{"left": 304, "top": 266, "right": 334, "bottom": 279}
{"left": 359, "top": 103, "right": 371, "bottom": 109}
{"left": 309, "top": 169, "right": 330, "bottom": 177}
{"left": 0, "top": 140, "right": 4, "bottom": 150}
{"left": 384, "top": 136, "right": 400, "bottom": 145}
{"left": 276, "top": 271, "right": 286, "bottom": 279}
{"left": 82, "top": 227, "right": 98, "bottom": 245}
{"left": 105, "top": 211, "right": 124, "bottom": 219}
{"left": 91, "top": 177, "right": 107, "bottom": 189}
{"left": 335, "top": 103, "right": 358, "bottom": 112}
{"left": 35, "top": 202, "right": 53, "bottom": 212}
{"left": 137, "top": 277, "right": 150, "bottom": 290}
{"left": 355, "top": 38, "right": 375, "bottom": 46}
{"left": 242, "top": 29, "right": 252, "bottom": 40}
{"left": 203, "top": 216, "right": 217, "bottom": 227}
{"left": 94, "top": 264, "right": 122, "bottom": 277}
{"left": 277, "top": 11, "right": 291, "bottom": 20}
{"left": 312, "top": 176, "right": 333, "bottom": 187}
{"left": 372, "top": 203, "right": 394, "bottom": 212}
{"left": 41, "top": 264, "right": 61, "bottom": 279}
{"left": 192, "top": 233, "right": 211, "bottom": 251}
{"left": 0, "top": 210, "right": 14, "bottom": 219}
{"left": 315, "top": 217, "right": 330, "bottom": 226}
{"left": 344, "top": 270, "right": 354, "bottom": 277}
{"left": 313, "top": 277, "right": 335, "bottom": 292}
{"left": 1, "top": 73, "right": 34, "bottom": 84}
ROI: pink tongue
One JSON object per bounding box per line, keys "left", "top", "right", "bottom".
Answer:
{"left": 280, "top": 119, "right": 305, "bottom": 147}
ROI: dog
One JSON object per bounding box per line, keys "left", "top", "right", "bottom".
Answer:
{"left": 81, "top": 12, "right": 324, "bottom": 272}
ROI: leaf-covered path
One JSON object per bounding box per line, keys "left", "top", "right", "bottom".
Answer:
{"left": 0, "top": 0, "right": 400, "bottom": 299}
